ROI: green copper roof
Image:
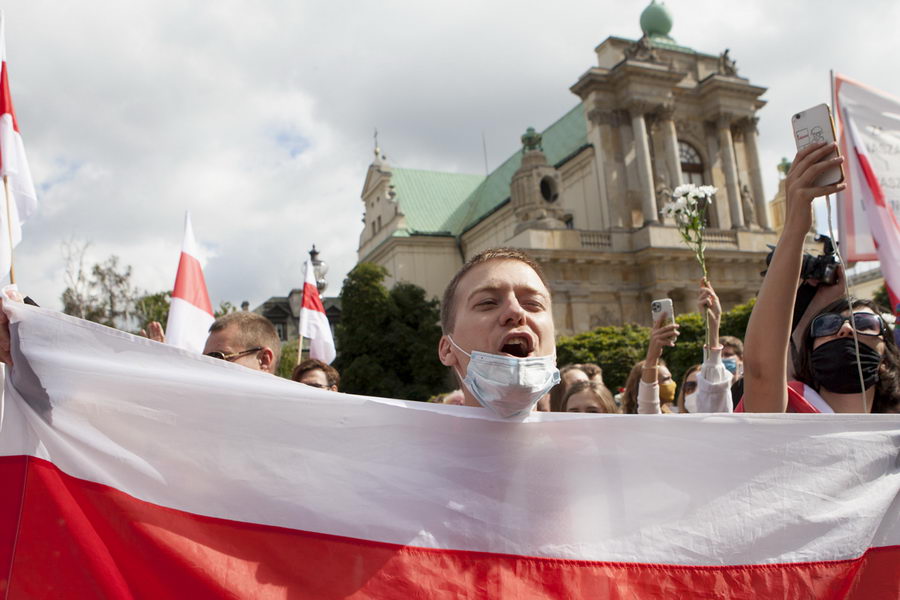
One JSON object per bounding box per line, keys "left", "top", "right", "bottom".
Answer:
{"left": 640, "top": 1, "right": 673, "bottom": 40}
{"left": 388, "top": 102, "right": 588, "bottom": 239}
{"left": 389, "top": 169, "right": 486, "bottom": 235}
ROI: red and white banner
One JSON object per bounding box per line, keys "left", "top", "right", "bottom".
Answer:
{"left": 0, "top": 13, "right": 37, "bottom": 280}
{"left": 835, "top": 74, "right": 900, "bottom": 313}
{"left": 1, "top": 303, "right": 898, "bottom": 598}
{"left": 298, "top": 258, "right": 336, "bottom": 363}
{"left": 165, "top": 211, "right": 214, "bottom": 352}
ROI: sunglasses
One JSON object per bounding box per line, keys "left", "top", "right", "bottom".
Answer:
{"left": 205, "top": 347, "right": 263, "bottom": 362}
{"left": 810, "top": 312, "right": 884, "bottom": 338}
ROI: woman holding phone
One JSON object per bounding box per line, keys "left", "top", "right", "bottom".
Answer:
{"left": 741, "top": 142, "right": 900, "bottom": 413}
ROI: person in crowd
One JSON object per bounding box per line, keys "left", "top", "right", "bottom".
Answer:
{"left": 578, "top": 363, "right": 604, "bottom": 386}
{"left": 536, "top": 393, "right": 552, "bottom": 412}
{"left": 720, "top": 336, "right": 743, "bottom": 382}
{"left": 291, "top": 358, "right": 340, "bottom": 391}
{"left": 561, "top": 380, "right": 618, "bottom": 414}
{"left": 550, "top": 364, "right": 590, "bottom": 411}
{"left": 742, "top": 141, "right": 900, "bottom": 413}
{"left": 630, "top": 279, "right": 734, "bottom": 414}
{"left": 203, "top": 312, "right": 281, "bottom": 373}
{"left": 438, "top": 247, "right": 559, "bottom": 418}
{"left": 674, "top": 364, "right": 701, "bottom": 414}
{"left": 622, "top": 358, "right": 674, "bottom": 414}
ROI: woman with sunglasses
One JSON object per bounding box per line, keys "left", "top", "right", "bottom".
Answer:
{"left": 741, "top": 142, "right": 900, "bottom": 413}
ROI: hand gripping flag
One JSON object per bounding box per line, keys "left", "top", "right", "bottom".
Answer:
{"left": 1, "top": 302, "right": 898, "bottom": 598}
{"left": 298, "top": 258, "right": 336, "bottom": 363}
{"left": 835, "top": 74, "right": 900, "bottom": 313}
{"left": 165, "top": 212, "right": 214, "bottom": 352}
{"left": 0, "top": 13, "right": 37, "bottom": 280}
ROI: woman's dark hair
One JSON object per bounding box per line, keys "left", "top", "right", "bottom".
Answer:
{"left": 561, "top": 380, "right": 618, "bottom": 414}
{"left": 793, "top": 297, "right": 900, "bottom": 413}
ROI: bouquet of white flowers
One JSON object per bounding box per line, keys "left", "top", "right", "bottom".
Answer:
{"left": 662, "top": 184, "right": 717, "bottom": 279}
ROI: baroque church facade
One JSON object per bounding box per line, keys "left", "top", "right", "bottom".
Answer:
{"left": 356, "top": 2, "right": 778, "bottom": 337}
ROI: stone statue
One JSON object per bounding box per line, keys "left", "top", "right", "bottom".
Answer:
{"left": 655, "top": 178, "right": 672, "bottom": 220}
{"left": 741, "top": 184, "right": 756, "bottom": 227}
{"left": 624, "top": 34, "right": 660, "bottom": 63}
{"left": 718, "top": 49, "right": 737, "bottom": 76}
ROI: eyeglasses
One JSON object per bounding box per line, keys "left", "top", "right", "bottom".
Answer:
{"left": 810, "top": 312, "right": 884, "bottom": 338}
{"left": 302, "top": 382, "right": 328, "bottom": 389}
{"left": 205, "top": 347, "right": 263, "bottom": 362}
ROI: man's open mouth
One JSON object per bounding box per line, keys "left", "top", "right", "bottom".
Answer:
{"left": 499, "top": 334, "right": 534, "bottom": 358}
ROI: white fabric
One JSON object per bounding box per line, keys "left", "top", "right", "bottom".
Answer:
{"left": 637, "top": 379, "right": 660, "bottom": 414}
{"left": 165, "top": 212, "right": 214, "bottom": 353}
{"left": 797, "top": 382, "right": 836, "bottom": 414}
{"left": 2, "top": 302, "right": 899, "bottom": 566}
{"left": 695, "top": 346, "right": 734, "bottom": 413}
{"left": 298, "top": 259, "right": 336, "bottom": 363}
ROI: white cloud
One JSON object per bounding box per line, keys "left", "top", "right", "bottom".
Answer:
{"left": 4, "top": 0, "right": 898, "bottom": 311}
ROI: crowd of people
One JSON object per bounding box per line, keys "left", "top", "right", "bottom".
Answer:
{"left": 1, "top": 142, "right": 899, "bottom": 416}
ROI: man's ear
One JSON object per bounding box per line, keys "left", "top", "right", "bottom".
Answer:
{"left": 258, "top": 348, "right": 276, "bottom": 373}
{"left": 438, "top": 335, "right": 457, "bottom": 367}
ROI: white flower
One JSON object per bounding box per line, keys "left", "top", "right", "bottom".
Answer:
{"left": 698, "top": 185, "right": 718, "bottom": 198}
{"left": 673, "top": 184, "right": 694, "bottom": 198}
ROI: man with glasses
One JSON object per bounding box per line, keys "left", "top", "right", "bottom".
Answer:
{"left": 291, "top": 358, "right": 339, "bottom": 392}
{"left": 203, "top": 312, "right": 281, "bottom": 374}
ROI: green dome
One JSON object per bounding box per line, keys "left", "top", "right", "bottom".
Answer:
{"left": 640, "top": 1, "right": 673, "bottom": 38}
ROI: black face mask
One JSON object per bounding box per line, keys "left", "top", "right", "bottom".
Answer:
{"left": 810, "top": 338, "right": 882, "bottom": 394}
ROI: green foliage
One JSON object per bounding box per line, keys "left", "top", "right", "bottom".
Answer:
{"left": 134, "top": 291, "right": 171, "bottom": 330}
{"left": 62, "top": 254, "right": 136, "bottom": 329}
{"left": 556, "top": 298, "right": 757, "bottom": 392}
{"left": 277, "top": 338, "right": 299, "bottom": 379}
{"left": 334, "top": 263, "right": 449, "bottom": 401}
{"left": 873, "top": 283, "right": 891, "bottom": 312}
{"left": 215, "top": 301, "right": 237, "bottom": 318}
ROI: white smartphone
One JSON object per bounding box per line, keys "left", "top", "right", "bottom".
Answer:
{"left": 791, "top": 104, "right": 844, "bottom": 187}
{"left": 650, "top": 298, "right": 674, "bottom": 327}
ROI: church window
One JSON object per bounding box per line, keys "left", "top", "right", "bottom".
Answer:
{"left": 679, "top": 141, "right": 705, "bottom": 186}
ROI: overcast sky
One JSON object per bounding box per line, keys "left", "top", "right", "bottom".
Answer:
{"left": 5, "top": 0, "right": 899, "bottom": 311}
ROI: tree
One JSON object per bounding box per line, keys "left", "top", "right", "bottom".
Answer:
{"left": 277, "top": 339, "right": 299, "bottom": 379}
{"left": 334, "top": 263, "right": 449, "bottom": 401}
{"left": 134, "top": 291, "right": 171, "bottom": 330}
{"left": 215, "top": 301, "right": 237, "bottom": 318}
{"left": 61, "top": 248, "right": 137, "bottom": 330}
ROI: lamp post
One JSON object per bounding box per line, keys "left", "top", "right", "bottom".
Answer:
{"left": 309, "top": 245, "right": 328, "bottom": 294}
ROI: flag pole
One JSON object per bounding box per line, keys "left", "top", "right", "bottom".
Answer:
{"left": 3, "top": 175, "right": 15, "bottom": 284}
{"left": 297, "top": 260, "right": 306, "bottom": 365}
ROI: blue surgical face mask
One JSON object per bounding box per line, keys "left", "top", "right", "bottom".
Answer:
{"left": 722, "top": 357, "right": 738, "bottom": 374}
{"left": 448, "top": 336, "right": 560, "bottom": 419}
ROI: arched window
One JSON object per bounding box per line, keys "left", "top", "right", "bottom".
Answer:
{"left": 679, "top": 141, "right": 704, "bottom": 186}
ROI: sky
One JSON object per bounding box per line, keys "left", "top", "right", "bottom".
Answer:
{"left": 4, "top": 0, "right": 899, "bottom": 311}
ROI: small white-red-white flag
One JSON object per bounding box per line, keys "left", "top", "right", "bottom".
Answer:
{"left": 165, "top": 212, "right": 214, "bottom": 352}
{"left": 0, "top": 13, "right": 37, "bottom": 279}
{"left": 298, "top": 259, "right": 336, "bottom": 363}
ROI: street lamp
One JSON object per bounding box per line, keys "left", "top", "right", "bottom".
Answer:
{"left": 309, "top": 245, "right": 328, "bottom": 294}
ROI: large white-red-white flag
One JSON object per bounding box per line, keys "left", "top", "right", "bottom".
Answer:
{"left": 165, "top": 212, "right": 214, "bottom": 352}
{"left": 298, "top": 258, "right": 336, "bottom": 363}
{"left": 0, "top": 13, "right": 37, "bottom": 280}
{"left": 1, "top": 302, "right": 898, "bottom": 598}
{"left": 835, "top": 73, "right": 900, "bottom": 312}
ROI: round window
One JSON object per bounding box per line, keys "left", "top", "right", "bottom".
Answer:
{"left": 540, "top": 176, "right": 559, "bottom": 202}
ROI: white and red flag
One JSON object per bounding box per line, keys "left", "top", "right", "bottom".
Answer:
{"left": 1, "top": 302, "right": 898, "bottom": 598}
{"left": 298, "top": 258, "right": 336, "bottom": 363}
{"left": 0, "top": 13, "right": 37, "bottom": 280}
{"left": 835, "top": 74, "right": 900, "bottom": 312}
{"left": 165, "top": 211, "right": 214, "bottom": 352}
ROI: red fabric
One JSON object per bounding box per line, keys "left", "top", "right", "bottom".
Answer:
{"left": 735, "top": 382, "right": 821, "bottom": 413}
{"left": 301, "top": 281, "right": 325, "bottom": 313}
{"left": 0, "top": 62, "right": 20, "bottom": 132}
{"left": 2, "top": 455, "right": 895, "bottom": 599}
{"left": 171, "top": 251, "right": 213, "bottom": 315}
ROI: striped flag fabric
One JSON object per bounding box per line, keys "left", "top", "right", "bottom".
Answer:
{"left": 298, "top": 258, "right": 336, "bottom": 363}
{"left": 1, "top": 302, "right": 898, "bottom": 598}
{"left": 165, "top": 211, "right": 214, "bottom": 352}
{"left": 835, "top": 73, "right": 900, "bottom": 314}
{"left": 0, "top": 13, "right": 37, "bottom": 280}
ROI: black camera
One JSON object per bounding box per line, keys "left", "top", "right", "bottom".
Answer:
{"left": 764, "top": 235, "right": 839, "bottom": 285}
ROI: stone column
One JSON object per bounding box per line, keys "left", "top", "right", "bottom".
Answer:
{"left": 740, "top": 117, "right": 771, "bottom": 230}
{"left": 717, "top": 115, "right": 744, "bottom": 229}
{"left": 588, "top": 108, "right": 624, "bottom": 228}
{"left": 630, "top": 104, "right": 658, "bottom": 225}
{"left": 659, "top": 105, "right": 683, "bottom": 189}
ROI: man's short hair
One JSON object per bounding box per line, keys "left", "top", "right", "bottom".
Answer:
{"left": 291, "top": 358, "right": 340, "bottom": 390}
{"left": 720, "top": 336, "right": 744, "bottom": 358}
{"left": 440, "top": 247, "right": 548, "bottom": 333}
{"left": 209, "top": 312, "right": 281, "bottom": 365}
